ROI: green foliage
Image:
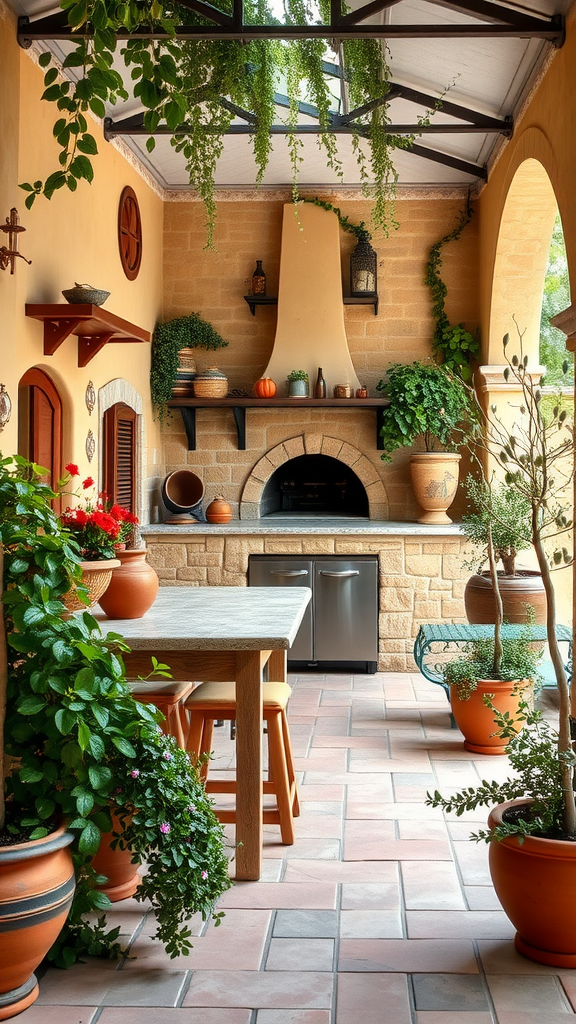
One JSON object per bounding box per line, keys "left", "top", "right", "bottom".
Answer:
{"left": 442, "top": 629, "right": 543, "bottom": 701}
{"left": 20, "top": 0, "right": 439, "bottom": 241}
{"left": 426, "top": 699, "right": 571, "bottom": 841}
{"left": 461, "top": 474, "right": 532, "bottom": 575}
{"left": 286, "top": 369, "right": 309, "bottom": 381}
{"left": 540, "top": 214, "right": 573, "bottom": 386}
{"left": 424, "top": 203, "right": 480, "bottom": 379}
{"left": 0, "top": 454, "right": 230, "bottom": 964}
{"left": 301, "top": 197, "right": 371, "bottom": 240}
{"left": 150, "top": 312, "right": 229, "bottom": 417}
{"left": 376, "top": 360, "right": 476, "bottom": 462}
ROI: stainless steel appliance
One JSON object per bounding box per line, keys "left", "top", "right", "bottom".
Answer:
{"left": 248, "top": 554, "right": 378, "bottom": 672}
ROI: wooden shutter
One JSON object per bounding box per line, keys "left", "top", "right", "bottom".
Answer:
{"left": 103, "top": 403, "right": 136, "bottom": 512}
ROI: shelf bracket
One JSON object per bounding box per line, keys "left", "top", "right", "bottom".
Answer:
{"left": 232, "top": 405, "right": 246, "bottom": 449}
{"left": 43, "top": 318, "right": 78, "bottom": 356}
{"left": 179, "top": 407, "right": 197, "bottom": 450}
{"left": 78, "top": 332, "right": 115, "bottom": 367}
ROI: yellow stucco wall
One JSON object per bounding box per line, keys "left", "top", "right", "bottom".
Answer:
{"left": 0, "top": 2, "right": 164, "bottom": 510}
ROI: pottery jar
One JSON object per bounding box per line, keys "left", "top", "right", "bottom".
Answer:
{"left": 206, "top": 496, "right": 233, "bottom": 524}
{"left": 98, "top": 548, "right": 159, "bottom": 619}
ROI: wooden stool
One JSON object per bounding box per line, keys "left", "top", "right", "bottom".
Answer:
{"left": 184, "top": 680, "right": 299, "bottom": 845}
{"left": 128, "top": 680, "right": 195, "bottom": 748}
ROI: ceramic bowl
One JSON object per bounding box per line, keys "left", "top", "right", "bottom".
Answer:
{"left": 62, "top": 285, "right": 110, "bottom": 306}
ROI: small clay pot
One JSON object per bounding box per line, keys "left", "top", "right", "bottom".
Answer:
{"left": 206, "top": 496, "right": 233, "bottom": 524}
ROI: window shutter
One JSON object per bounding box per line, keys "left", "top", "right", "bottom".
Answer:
{"left": 104, "top": 403, "right": 136, "bottom": 512}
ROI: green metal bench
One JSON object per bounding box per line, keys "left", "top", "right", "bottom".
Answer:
{"left": 414, "top": 622, "right": 573, "bottom": 705}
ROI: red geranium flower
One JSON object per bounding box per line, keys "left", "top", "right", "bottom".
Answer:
{"left": 82, "top": 477, "right": 95, "bottom": 489}
{"left": 65, "top": 463, "right": 79, "bottom": 476}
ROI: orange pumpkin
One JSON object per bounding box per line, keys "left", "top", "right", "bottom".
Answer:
{"left": 254, "top": 377, "right": 277, "bottom": 398}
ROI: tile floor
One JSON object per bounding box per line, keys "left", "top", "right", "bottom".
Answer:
{"left": 20, "top": 671, "right": 576, "bottom": 1024}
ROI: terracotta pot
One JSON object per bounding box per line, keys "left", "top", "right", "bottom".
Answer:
{"left": 98, "top": 548, "right": 159, "bottom": 619}
{"left": 206, "top": 496, "right": 233, "bottom": 524}
{"left": 62, "top": 558, "right": 121, "bottom": 614}
{"left": 409, "top": 452, "right": 461, "bottom": 524}
{"left": 0, "top": 823, "right": 75, "bottom": 1020}
{"left": 464, "top": 571, "right": 546, "bottom": 625}
{"left": 450, "top": 677, "right": 532, "bottom": 755}
{"left": 488, "top": 799, "right": 576, "bottom": 967}
{"left": 91, "top": 820, "right": 140, "bottom": 903}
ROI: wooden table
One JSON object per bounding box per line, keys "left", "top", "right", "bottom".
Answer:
{"left": 93, "top": 586, "right": 311, "bottom": 881}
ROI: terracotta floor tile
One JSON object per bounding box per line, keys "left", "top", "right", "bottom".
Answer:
{"left": 406, "top": 910, "right": 515, "bottom": 939}
{"left": 297, "top": 785, "right": 345, "bottom": 801}
{"left": 415, "top": 1015, "right": 494, "bottom": 1024}
{"left": 346, "top": 801, "right": 444, "bottom": 821}
{"left": 342, "top": 818, "right": 396, "bottom": 857}
{"left": 336, "top": 972, "right": 412, "bottom": 1024}
{"left": 338, "top": 938, "right": 478, "bottom": 973}
{"left": 486, "top": 974, "right": 571, "bottom": 1014}
{"left": 561, "top": 975, "right": 576, "bottom": 1011}
{"left": 182, "top": 971, "right": 334, "bottom": 1009}
{"left": 98, "top": 1010, "right": 252, "bottom": 1024}
{"left": 265, "top": 937, "right": 335, "bottom": 971}
{"left": 398, "top": 820, "right": 449, "bottom": 841}
{"left": 340, "top": 876, "right": 402, "bottom": 910}
{"left": 339, "top": 909, "right": 403, "bottom": 938}
{"left": 16, "top": 1008, "right": 98, "bottom": 1023}
{"left": 478, "top": 941, "right": 573, "bottom": 975}
{"left": 217, "top": 882, "right": 337, "bottom": 909}
{"left": 256, "top": 1011, "right": 331, "bottom": 1024}
{"left": 451, "top": 841, "right": 492, "bottom": 886}
{"left": 293, "top": 815, "right": 343, "bottom": 838}
{"left": 100, "top": 968, "right": 189, "bottom": 1006}
{"left": 283, "top": 859, "right": 402, "bottom": 883}
{"left": 36, "top": 962, "right": 122, "bottom": 1005}
{"left": 463, "top": 886, "right": 503, "bottom": 911}
{"left": 401, "top": 861, "right": 467, "bottom": 911}
{"left": 311, "top": 735, "right": 389, "bottom": 749}
{"left": 126, "top": 910, "right": 272, "bottom": 970}
{"left": 496, "top": 1015, "right": 576, "bottom": 1024}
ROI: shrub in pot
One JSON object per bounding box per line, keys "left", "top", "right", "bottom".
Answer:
{"left": 376, "top": 360, "right": 476, "bottom": 523}
{"left": 0, "top": 454, "right": 231, "bottom": 1012}
{"left": 461, "top": 475, "right": 545, "bottom": 623}
{"left": 427, "top": 330, "right": 576, "bottom": 966}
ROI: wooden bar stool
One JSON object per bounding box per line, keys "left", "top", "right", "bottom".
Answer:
{"left": 184, "top": 680, "right": 299, "bottom": 845}
{"left": 128, "top": 680, "right": 195, "bottom": 748}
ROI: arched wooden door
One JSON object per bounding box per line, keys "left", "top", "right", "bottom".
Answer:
{"left": 18, "top": 368, "right": 63, "bottom": 496}
{"left": 103, "top": 402, "right": 137, "bottom": 512}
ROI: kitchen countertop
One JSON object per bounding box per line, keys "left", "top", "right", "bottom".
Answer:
{"left": 141, "top": 518, "right": 465, "bottom": 537}
{"left": 93, "top": 586, "right": 312, "bottom": 650}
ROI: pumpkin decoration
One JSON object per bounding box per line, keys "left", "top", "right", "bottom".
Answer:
{"left": 254, "top": 377, "right": 277, "bottom": 398}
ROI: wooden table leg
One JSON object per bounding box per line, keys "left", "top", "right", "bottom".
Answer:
{"left": 267, "top": 648, "right": 287, "bottom": 683}
{"left": 234, "top": 650, "right": 264, "bottom": 881}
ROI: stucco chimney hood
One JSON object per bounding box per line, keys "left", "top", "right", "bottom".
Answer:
{"left": 263, "top": 203, "right": 361, "bottom": 392}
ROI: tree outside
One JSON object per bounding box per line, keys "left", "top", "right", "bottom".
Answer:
{"left": 540, "top": 213, "right": 573, "bottom": 385}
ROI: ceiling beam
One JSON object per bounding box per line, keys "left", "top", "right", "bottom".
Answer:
{"left": 105, "top": 115, "right": 508, "bottom": 136}
{"left": 17, "top": 9, "right": 564, "bottom": 46}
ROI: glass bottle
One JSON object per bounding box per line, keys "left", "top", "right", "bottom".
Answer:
{"left": 252, "top": 260, "right": 266, "bottom": 296}
{"left": 314, "top": 367, "right": 326, "bottom": 399}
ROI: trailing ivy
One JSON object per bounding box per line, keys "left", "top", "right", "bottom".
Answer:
{"left": 150, "top": 312, "right": 229, "bottom": 418}
{"left": 301, "top": 196, "right": 370, "bottom": 239}
{"left": 424, "top": 199, "right": 480, "bottom": 379}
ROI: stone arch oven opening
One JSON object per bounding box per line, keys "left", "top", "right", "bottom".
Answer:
{"left": 260, "top": 454, "right": 369, "bottom": 518}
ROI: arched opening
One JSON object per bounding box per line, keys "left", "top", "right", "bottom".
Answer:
{"left": 539, "top": 213, "right": 573, "bottom": 385}
{"left": 18, "top": 367, "right": 63, "bottom": 499}
{"left": 261, "top": 454, "right": 369, "bottom": 517}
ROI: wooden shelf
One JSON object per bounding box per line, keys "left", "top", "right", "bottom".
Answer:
{"left": 167, "top": 396, "right": 389, "bottom": 451}
{"left": 243, "top": 294, "right": 379, "bottom": 316}
{"left": 25, "top": 303, "right": 150, "bottom": 367}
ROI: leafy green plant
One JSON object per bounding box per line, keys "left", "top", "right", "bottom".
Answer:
{"left": 20, "top": 0, "right": 437, "bottom": 243}
{"left": 376, "top": 360, "right": 476, "bottom": 462}
{"left": 0, "top": 454, "right": 231, "bottom": 965}
{"left": 286, "top": 369, "right": 309, "bottom": 381}
{"left": 424, "top": 203, "right": 480, "bottom": 379}
{"left": 301, "top": 197, "right": 371, "bottom": 240}
{"left": 461, "top": 474, "right": 532, "bottom": 576}
{"left": 442, "top": 629, "right": 543, "bottom": 702}
{"left": 150, "top": 312, "right": 229, "bottom": 418}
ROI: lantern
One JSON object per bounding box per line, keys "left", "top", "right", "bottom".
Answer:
{"left": 350, "top": 231, "right": 377, "bottom": 296}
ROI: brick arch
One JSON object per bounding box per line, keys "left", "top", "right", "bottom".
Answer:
{"left": 239, "top": 433, "right": 388, "bottom": 520}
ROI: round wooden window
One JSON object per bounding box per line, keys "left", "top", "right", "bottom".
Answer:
{"left": 118, "top": 186, "right": 142, "bottom": 280}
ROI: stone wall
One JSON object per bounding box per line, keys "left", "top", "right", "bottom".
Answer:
{"left": 142, "top": 527, "right": 469, "bottom": 671}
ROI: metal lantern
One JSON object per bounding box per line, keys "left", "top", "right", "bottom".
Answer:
{"left": 350, "top": 231, "right": 377, "bottom": 296}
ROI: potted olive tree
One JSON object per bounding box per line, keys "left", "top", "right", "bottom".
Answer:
{"left": 0, "top": 455, "right": 231, "bottom": 1017}
{"left": 428, "top": 332, "right": 576, "bottom": 966}
{"left": 377, "top": 360, "right": 476, "bottom": 523}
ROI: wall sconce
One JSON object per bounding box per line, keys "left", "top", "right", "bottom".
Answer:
{"left": 350, "top": 231, "right": 377, "bottom": 296}
{"left": 0, "top": 384, "right": 12, "bottom": 431}
{"left": 85, "top": 380, "right": 96, "bottom": 416}
{"left": 0, "top": 209, "right": 32, "bottom": 274}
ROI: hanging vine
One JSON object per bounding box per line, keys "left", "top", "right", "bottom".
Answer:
{"left": 424, "top": 198, "right": 480, "bottom": 380}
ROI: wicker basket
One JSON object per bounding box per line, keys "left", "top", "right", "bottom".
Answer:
{"left": 193, "top": 368, "right": 228, "bottom": 398}
{"left": 62, "top": 558, "right": 121, "bottom": 613}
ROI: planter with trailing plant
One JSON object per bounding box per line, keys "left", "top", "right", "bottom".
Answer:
{"left": 0, "top": 454, "right": 231, "bottom": 1013}
{"left": 427, "top": 330, "right": 576, "bottom": 965}
{"left": 461, "top": 475, "right": 546, "bottom": 624}
{"left": 150, "top": 313, "right": 229, "bottom": 420}
{"left": 377, "top": 360, "right": 476, "bottom": 523}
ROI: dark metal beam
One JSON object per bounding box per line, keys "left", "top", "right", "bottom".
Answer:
{"left": 426, "top": 0, "right": 551, "bottom": 28}
{"left": 17, "top": 10, "right": 564, "bottom": 46}
{"left": 340, "top": 0, "right": 404, "bottom": 25}
{"left": 386, "top": 83, "right": 513, "bottom": 131}
{"left": 408, "top": 142, "right": 487, "bottom": 178}
{"left": 104, "top": 114, "right": 508, "bottom": 137}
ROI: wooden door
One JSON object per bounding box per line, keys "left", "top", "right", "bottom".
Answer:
{"left": 18, "top": 368, "right": 63, "bottom": 496}
{"left": 103, "top": 402, "right": 137, "bottom": 512}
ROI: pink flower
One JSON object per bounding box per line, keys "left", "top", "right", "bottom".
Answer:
{"left": 130, "top": 769, "right": 140, "bottom": 778}
{"left": 187, "top": 805, "right": 196, "bottom": 814}
{"left": 65, "top": 463, "right": 79, "bottom": 476}
{"left": 201, "top": 870, "right": 208, "bottom": 880}
{"left": 163, "top": 751, "right": 173, "bottom": 761}
{"left": 160, "top": 822, "right": 171, "bottom": 835}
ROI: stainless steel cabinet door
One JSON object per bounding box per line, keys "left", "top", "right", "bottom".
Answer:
{"left": 313, "top": 559, "right": 378, "bottom": 662}
{"left": 248, "top": 558, "right": 314, "bottom": 660}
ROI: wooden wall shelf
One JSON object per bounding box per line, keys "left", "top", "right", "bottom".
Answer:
{"left": 243, "top": 294, "right": 379, "bottom": 316}
{"left": 167, "top": 396, "right": 389, "bottom": 451}
{"left": 25, "top": 303, "right": 150, "bottom": 367}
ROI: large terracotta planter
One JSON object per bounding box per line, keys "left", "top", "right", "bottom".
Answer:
{"left": 409, "top": 452, "right": 461, "bottom": 524}
{"left": 450, "top": 677, "right": 531, "bottom": 755}
{"left": 488, "top": 798, "right": 576, "bottom": 967}
{"left": 97, "top": 548, "right": 159, "bottom": 619}
{"left": 465, "top": 571, "right": 546, "bottom": 625}
{"left": 62, "top": 558, "right": 121, "bottom": 614}
{"left": 0, "top": 823, "right": 75, "bottom": 1020}
{"left": 91, "top": 812, "right": 140, "bottom": 902}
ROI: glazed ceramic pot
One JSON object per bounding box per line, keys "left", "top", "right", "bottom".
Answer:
{"left": 488, "top": 799, "right": 576, "bottom": 967}
{"left": 62, "top": 558, "right": 121, "bottom": 614}
{"left": 450, "top": 677, "right": 532, "bottom": 755}
{"left": 0, "top": 823, "right": 75, "bottom": 1019}
{"left": 409, "top": 452, "right": 461, "bottom": 524}
{"left": 98, "top": 548, "right": 159, "bottom": 619}
{"left": 206, "top": 496, "right": 233, "bottom": 524}
{"left": 91, "top": 811, "right": 140, "bottom": 902}
{"left": 464, "top": 571, "right": 546, "bottom": 625}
